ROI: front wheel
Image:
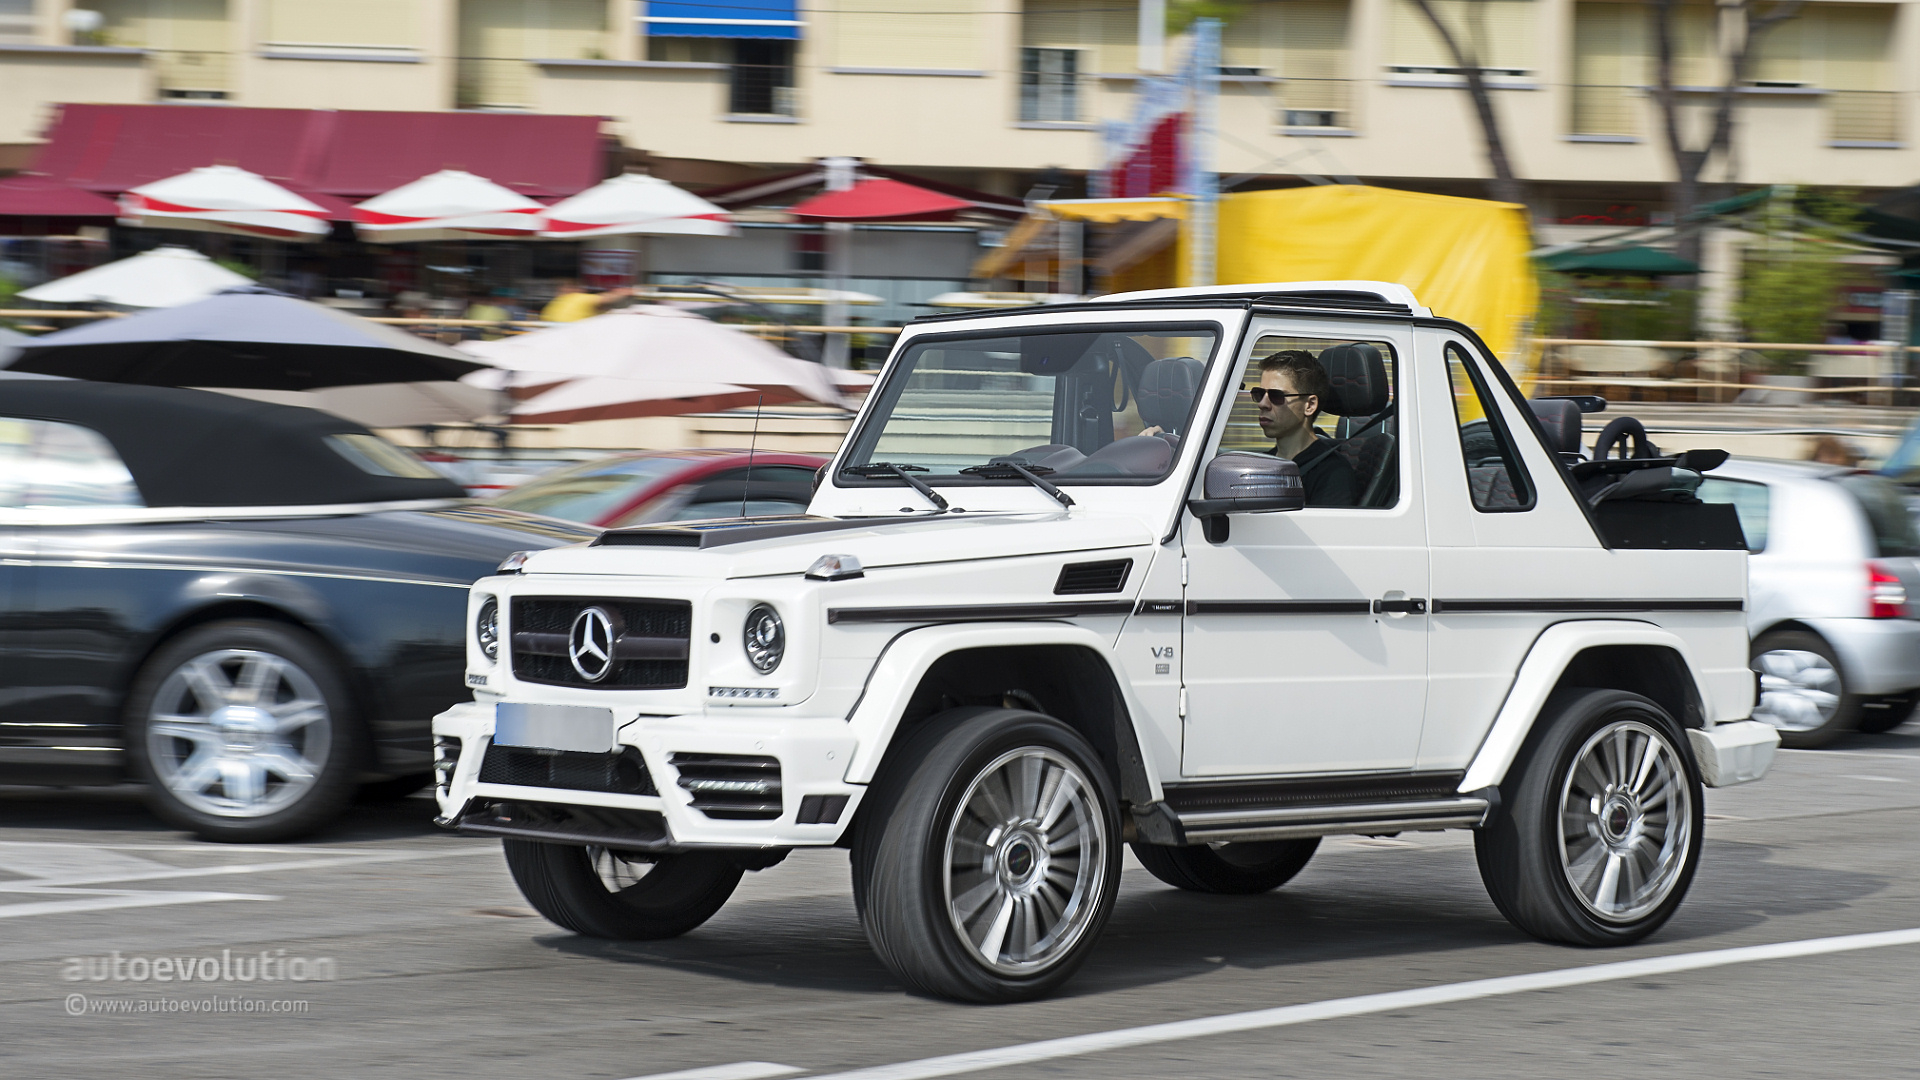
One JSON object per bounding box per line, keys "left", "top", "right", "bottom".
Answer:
{"left": 503, "top": 840, "right": 742, "bottom": 939}
{"left": 1476, "top": 689, "right": 1703, "bottom": 946}
{"left": 1131, "top": 839, "right": 1320, "bottom": 894}
{"left": 852, "top": 708, "right": 1122, "bottom": 1002}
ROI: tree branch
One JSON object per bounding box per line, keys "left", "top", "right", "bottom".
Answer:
{"left": 1406, "top": 0, "right": 1527, "bottom": 207}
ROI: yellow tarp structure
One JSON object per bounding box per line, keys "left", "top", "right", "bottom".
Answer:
{"left": 1037, "top": 197, "right": 1186, "bottom": 223}
{"left": 1208, "top": 185, "right": 1537, "bottom": 362}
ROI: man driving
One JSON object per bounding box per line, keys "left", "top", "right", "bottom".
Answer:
{"left": 1254, "top": 350, "right": 1360, "bottom": 508}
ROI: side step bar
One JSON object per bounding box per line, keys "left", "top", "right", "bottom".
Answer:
{"left": 1137, "top": 796, "right": 1492, "bottom": 845}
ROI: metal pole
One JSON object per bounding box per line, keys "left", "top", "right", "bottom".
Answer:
{"left": 821, "top": 156, "right": 858, "bottom": 369}
{"left": 1183, "top": 18, "right": 1220, "bottom": 288}
{"left": 1138, "top": 0, "right": 1166, "bottom": 74}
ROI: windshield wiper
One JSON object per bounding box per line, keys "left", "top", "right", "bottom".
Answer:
{"left": 960, "top": 459, "right": 1075, "bottom": 509}
{"left": 842, "top": 462, "right": 949, "bottom": 511}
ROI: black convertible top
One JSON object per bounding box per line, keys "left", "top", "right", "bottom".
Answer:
{"left": 0, "top": 380, "right": 465, "bottom": 507}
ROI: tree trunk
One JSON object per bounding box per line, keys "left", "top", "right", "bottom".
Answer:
{"left": 1406, "top": 0, "right": 1528, "bottom": 210}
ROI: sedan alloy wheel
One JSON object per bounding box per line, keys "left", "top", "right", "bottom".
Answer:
{"left": 146, "top": 648, "right": 333, "bottom": 819}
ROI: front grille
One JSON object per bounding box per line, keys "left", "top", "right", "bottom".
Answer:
{"left": 1055, "top": 558, "right": 1133, "bottom": 595}
{"left": 479, "top": 744, "right": 658, "bottom": 796}
{"left": 510, "top": 597, "right": 691, "bottom": 689}
{"left": 670, "top": 753, "right": 782, "bottom": 820}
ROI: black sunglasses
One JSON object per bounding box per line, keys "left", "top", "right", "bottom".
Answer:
{"left": 1247, "top": 387, "right": 1314, "bottom": 405}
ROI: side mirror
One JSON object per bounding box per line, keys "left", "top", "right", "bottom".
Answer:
{"left": 1190, "top": 452, "right": 1304, "bottom": 517}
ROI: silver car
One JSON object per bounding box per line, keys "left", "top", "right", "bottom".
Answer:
{"left": 1701, "top": 459, "right": 1920, "bottom": 747}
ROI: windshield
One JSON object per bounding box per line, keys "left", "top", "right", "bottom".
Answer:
{"left": 842, "top": 324, "right": 1220, "bottom": 484}
{"left": 493, "top": 455, "right": 694, "bottom": 522}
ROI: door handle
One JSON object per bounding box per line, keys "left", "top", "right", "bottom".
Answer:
{"left": 1372, "top": 598, "right": 1428, "bottom": 614}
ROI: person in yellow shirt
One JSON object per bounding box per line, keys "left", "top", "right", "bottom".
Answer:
{"left": 541, "top": 279, "right": 631, "bottom": 323}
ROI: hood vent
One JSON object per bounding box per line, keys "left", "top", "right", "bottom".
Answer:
{"left": 1055, "top": 558, "right": 1133, "bottom": 595}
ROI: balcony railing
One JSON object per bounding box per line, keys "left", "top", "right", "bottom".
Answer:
{"left": 456, "top": 58, "right": 532, "bottom": 109}
{"left": 152, "top": 50, "right": 231, "bottom": 97}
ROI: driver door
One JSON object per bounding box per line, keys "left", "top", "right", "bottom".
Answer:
{"left": 1179, "top": 326, "right": 1431, "bottom": 777}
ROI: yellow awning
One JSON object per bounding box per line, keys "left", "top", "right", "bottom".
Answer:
{"left": 1036, "top": 197, "right": 1186, "bottom": 223}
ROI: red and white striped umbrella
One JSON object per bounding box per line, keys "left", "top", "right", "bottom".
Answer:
{"left": 538, "top": 173, "right": 735, "bottom": 238}
{"left": 352, "top": 169, "right": 544, "bottom": 243}
{"left": 119, "top": 165, "right": 331, "bottom": 241}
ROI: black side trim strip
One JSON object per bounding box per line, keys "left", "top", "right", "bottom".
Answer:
{"left": 1187, "top": 600, "right": 1373, "bottom": 615}
{"left": 826, "top": 600, "right": 1135, "bottom": 624}
{"left": 1134, "top": 599, "right": 1184, "bottom": 615}
{"left": 1164, "top": 771, "right": 1467, "bottom": 814}
{"left": 1432, "top": 598, "right": 1745, "bottom": 613}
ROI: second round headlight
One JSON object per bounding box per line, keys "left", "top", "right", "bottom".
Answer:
{"left": 742, "top": 603, "right": 784, "bottom": 673}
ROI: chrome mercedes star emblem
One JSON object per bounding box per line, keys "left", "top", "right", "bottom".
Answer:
{"left": 568, "top": 607, "right": 616, "bottom": 682}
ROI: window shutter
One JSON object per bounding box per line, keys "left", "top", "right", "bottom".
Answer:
{"left": 1022, "top": 0, "right": 1135, "bottom": 74}
{"left": 1389, "top": 0, "right": 1535, "bottom": 73}
{"left": 835, "top": 0, "right": 984, "bottom": 70}
{"left": 1570, "top": 1, "right": 1642, "bottom": 135}
{"left": 1813, "top": 4, "right": 1891, "bottom": 92}
{"left": 265, "top": 0, "right": 422, "bottom": 47}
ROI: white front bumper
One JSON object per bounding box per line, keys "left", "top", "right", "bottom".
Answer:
{"left": 432, "top": 700, "right": 865, "bottom": 848}
{"left": 1688, "top": 720, "right": 1780, "bottom": 788}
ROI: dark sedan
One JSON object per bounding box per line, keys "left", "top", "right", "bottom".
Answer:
{"left": 0, "top": 380, "right": 598, "bottom": 841}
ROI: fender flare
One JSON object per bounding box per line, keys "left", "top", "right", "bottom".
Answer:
{"left": 1458, "top": 620, "right": 1716, "bottom": 792}
{"left": 842, "top": 621, "right": 1165, "bottom": 802}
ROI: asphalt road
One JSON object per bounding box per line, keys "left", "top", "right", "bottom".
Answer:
{"left": 4, "top": 726, "right": 1920, "bottom": 1080}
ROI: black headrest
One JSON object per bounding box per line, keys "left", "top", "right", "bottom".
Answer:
{"left": 1529, "top": 398, "right": 1583, "bottom": 455}
{"left": 1316, "top": 343, "right": 1389, "bottom": 417}
{"left": 1138, "top": 356, "right": 1203, "bottom": 433}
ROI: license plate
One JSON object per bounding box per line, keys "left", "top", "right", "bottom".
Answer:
{"left": 493, "top": 703, "right": 616, "bottom": 754}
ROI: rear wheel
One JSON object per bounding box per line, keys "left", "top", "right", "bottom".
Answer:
{"left": 1131, "top": 839, "right": 1320, "bottom": 894}
{"left": 1476, "top": 689, "right": 1703, "bottom": 946}
{"left": 125, "top": 620, "right": 359, "bottom": 843}
{"left": 503, "top": 840, "right": 742, "bottom": 939}
{"left": 1751, "top": 630, "right": 1859, "bottom": 748}
{"left": 852, "top": 707, "right": 1121, "bottom": 1002}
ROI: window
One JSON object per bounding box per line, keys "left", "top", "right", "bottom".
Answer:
{"left": 325, "top": 434, "right": 444, "bottom": 480}
{"left": 0, "top": 0, "right": 35, "bottom": 45}
{"left": 793, "top": 231, "right": 826, "bottom": 272}
{"left": 1218, "top": 335, "right": 1400, "bottom": 509}
{"left": 1388, "top": 0, "right": 1535, "bottom": 78}
{"left": 1696, "top": 477, "right": 1770, "bottom": 552}
{"left": 1022, "top": 0, "right": 1135, "bottom": 73}
{"left": 457, "top": 0, "right": 608, "bottom": 108}
{"left": 844, "top": 325, "right": 1219, "bottom": 484}
{"left": 1021, "top": 48, "right": 1080, "bottom": 122}
{"left": 1835, "top": 474, "right": 1920, "bottom": 557}
{"left": 623, "top": 465, "right": 818, "bottom": 525}
{"left": 91, "top": 0, "right": 232, "bottom": 97}
{"left": 1444, "top": 342, "right": 1534, "bottom": 511}
{"left": 0, "top": 418, "right": 143, "bottom": 509}
{"left": 731, "top": 39, "right": 796, "bottom": 116}
{"left": 1216, "top": 0, "right": 1351, "bottom": 129}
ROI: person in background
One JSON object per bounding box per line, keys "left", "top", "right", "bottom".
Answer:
{"left": 464, "top": 289, "right": 511, "bottom": 341}
{"left": 1809, "top": 435, "right": 1863, "bottom": 468}
{"left": 542, "top": 279, "right": 632, "bottom": 323}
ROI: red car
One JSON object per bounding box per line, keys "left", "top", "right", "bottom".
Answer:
{"left": 490, "top": 448, "right": 827, "bottom": 529}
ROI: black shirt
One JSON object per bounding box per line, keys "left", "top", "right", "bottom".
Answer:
{"left": 1291, "top": 436, "right": 1361, "bottom": 507}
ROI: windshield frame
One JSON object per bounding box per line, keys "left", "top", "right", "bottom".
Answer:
{"left": 833, "top": 319, "right": 1227, "bottom": 490}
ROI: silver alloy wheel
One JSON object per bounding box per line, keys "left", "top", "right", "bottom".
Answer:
{"left": 145, "top": 649, "right": 331, "bottom": 819}
{"left": 1558, "top": 720, "right": 1693, "bottom": 923}
{"left": 942, "top": 747, "right": 1108, "bottom": 975}
{"left": 1753, "top": 649, "right": 1843, "bottom": 732}
{"left": 587, "top": 846, "right": 656, "bottom": 892}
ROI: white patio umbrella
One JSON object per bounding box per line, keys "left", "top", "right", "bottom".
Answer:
{"left": 538, "top": 173, "right": 736, "bottom": 238}
{"left": 18, "top": 246, "right": 252, "bottom": 308}
{"left": 352, "top": 169, "right": 544, "bottom": 243}
{"left": 201, "top": 381, "right": 503, "bottom": 428}
{"left": 459, "top": 306, "right": 847, "bottom": 408}
{"left": 119, "top": 164, "right": 332, "bottom": 240}
{"left": 507, "top": 377, "right": 768, "bottom": 425}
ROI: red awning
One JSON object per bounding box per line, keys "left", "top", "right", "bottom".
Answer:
{"left": 28, "top": 104, "right": 608, "bottom": 204}
{"left": 789, "top": 178, "right": 977, "bottom": 223}
{"left": 0, "top": 173, "right": 120, "bottom": 217}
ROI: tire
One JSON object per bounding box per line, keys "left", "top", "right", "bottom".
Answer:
{"left": 125, "top": 620, "right": 361, "bottom": 843}
{"left": 1751, "top": 630, "right": 1860, "bottom": 749}
{"left": 1854, "top": 691, "right": 1918, "bottom": 735}
{"left": 1131, "top": 839, "right": 1320, "bottom": 895}
{"left": 1475, "top": 688, "right": 1704, "bottom": 947}
{"left": 851, "top": 707, "right": 1122, "bottom": 1003}
{"left": 502, "top": 840, "right": 742, "bottom": 939}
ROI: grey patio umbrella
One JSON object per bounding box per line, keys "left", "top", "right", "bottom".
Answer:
{"left": 3, "top": 286, "right": 483, "bottom": 390}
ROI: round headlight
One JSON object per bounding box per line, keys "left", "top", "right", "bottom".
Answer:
{"left": 743, "top": 604, "right": 784, "bottom": 674}
{"left": 475, "top": 597, "right": 499, "bottom": 662}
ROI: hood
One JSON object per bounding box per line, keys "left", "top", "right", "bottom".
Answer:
{"left": 517, "top": 512, "right": 1157, "bottom": 579}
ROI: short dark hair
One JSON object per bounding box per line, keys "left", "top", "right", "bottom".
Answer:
{"left": 1259, "top": 349, "right": 1331, "bottom": 416}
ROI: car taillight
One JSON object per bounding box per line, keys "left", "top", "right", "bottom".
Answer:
{"left": 1869, "top": 563, "right": 1908, "bottom": 619}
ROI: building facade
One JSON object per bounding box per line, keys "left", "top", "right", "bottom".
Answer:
{"left": 1, "top": 0, "right": 1915, "bottom": 220}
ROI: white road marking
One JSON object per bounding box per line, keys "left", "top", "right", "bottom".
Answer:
{"left": 1839, "top": 774, "right": 1907, "bottom": 783}
{"left": 0, "top": 889, "right": 275, "bottom": 919}
{"left": 803, "top": 927, "right": 1920, "bottom": 1080}
{"left": 622, "top": 1064, "right": 805, "bottom": 1080}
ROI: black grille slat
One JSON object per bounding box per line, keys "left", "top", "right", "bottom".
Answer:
{"left": 670, "top": 753, "right": 783, "bottom": 820}
{"left": 479, "top": 744, "right": 658, "bottom": 796}
{"left": 1055, "top": 559, "right": 1133, "bottom": 595}
{"left": 510, "top": 597, "right": 691, "bottom": 689}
